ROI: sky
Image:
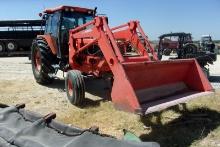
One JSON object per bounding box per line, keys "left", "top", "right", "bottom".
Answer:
{"left": 0, "top": 0, "right": 219, "bottom": 40}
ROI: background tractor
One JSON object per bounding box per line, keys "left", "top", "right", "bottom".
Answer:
{"left": 158, "top": 32, "right": 197, "bottom": 59}
{"left": 199, "top": 35, "right": 215, "bottom": 53}
{"left": 31, "top": 6, "right": 213, "bottom": 115}
{"left": 157, "top": 32, "right": 217, "bottom": 78}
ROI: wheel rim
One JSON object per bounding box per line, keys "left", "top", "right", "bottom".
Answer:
{"left": 7, "top": 42, "right": 15, "bottom": 51}
{"left": 34, "top": 49, "right": 41, "bottom": 72}
{"left": 68, "top": 78, "right": 73, "bottom": 97}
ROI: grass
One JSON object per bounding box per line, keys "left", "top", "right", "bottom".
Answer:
{"left": 58, "top": 89, "right": 220, "bottom": 147}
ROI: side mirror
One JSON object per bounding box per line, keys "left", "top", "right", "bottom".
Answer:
{"left": 39, "top": 13, "right": 43, "bottom": 17}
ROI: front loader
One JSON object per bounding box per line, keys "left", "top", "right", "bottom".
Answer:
{"left": 31, "top": 6, "right": 213, "bottom": 115}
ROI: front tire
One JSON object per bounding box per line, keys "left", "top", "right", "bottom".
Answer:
{"left": 31, "top": 38, "right": 56, "bottom": 84}
{"left": 65, "top": 70, "right": 85, "bottom": 106}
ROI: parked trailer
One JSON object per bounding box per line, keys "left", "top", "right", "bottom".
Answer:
{"left": 0, "top": 20, "right": 45, "bottom": 57}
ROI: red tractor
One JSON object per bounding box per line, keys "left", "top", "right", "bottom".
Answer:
{"left": 31, "top": 6, "right": 213, "bottom": 115}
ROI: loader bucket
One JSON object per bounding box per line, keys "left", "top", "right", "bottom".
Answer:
{"left": 111, "top": 59, "right": 213, "bottom": 115}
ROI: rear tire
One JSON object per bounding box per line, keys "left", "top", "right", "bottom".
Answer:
{"left": 31, "top": 38, "right": 56, "bottom": 84}
{"left": 183, "top": 43, "right": 198, "bottom": 58}
{"left": 65, "top": 70, "right": 85, "bottom": 106}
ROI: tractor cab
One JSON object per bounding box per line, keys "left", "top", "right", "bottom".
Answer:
{"left": 158, "top": 32, "right": 194, "bottom": 59}
{"left": 200, "top": 35, "right": 215, "bottom": 52}
{"left": 42, "top": 6, "right": 95, "bottom": 59}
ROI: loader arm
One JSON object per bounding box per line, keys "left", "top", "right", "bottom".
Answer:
{"left": 68, "top": 17, "right": 213, "bottom": 115}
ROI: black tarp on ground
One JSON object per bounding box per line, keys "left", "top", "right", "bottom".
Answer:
{"left": 0, "top": 104, "right": 159, "bottom": 147}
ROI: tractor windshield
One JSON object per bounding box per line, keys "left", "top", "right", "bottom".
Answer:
{"left": 60, "top": 11, "right": 94, "bottom": 56}
{"left": 61, "top": 11, "right": 93, "bottom": 30}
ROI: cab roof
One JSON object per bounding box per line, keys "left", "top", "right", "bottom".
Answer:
{"left": 44, "top": 5, "right": 94, "bottom": 14}
{"left": 159, "top": 32, "right": 191, "bottom": 39}
{"left": 201, "top": 35, "right": 211, "bottom": 37}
